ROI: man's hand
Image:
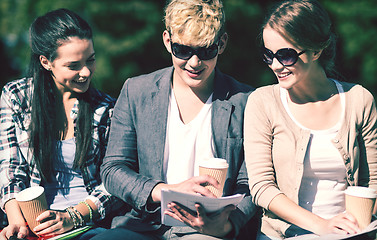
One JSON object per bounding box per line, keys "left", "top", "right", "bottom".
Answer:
{"left": 165, "top": 202, "right": 235, "bottom": 238}
{"left": 151, "top": 175, "right": 220, "bottom": 203}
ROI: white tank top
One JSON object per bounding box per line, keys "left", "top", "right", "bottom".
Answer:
{"left": 44, "top": 138, "right": 89, "bottom": 210}
{"left": 280, "top": 80, "right": 347, "bottom": 219}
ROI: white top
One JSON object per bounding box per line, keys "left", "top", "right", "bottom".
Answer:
{"left": 280, "top": 80, "right": 347, "bottom": 219}
{"left": 44, "top": 138, "right": 89, "bottom": 210}
{"left": 163, "top": 90, "right": 215, "bottom": 184}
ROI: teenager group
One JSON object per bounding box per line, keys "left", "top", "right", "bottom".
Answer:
{"left": 0, "top": 0, "right": 376, "bottom": 239}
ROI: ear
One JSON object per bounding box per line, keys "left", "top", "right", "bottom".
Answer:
{"left": 39, "top": 55, "right": 52, "bottom": 71}
{"left": 162, "top": 30, "right": 172, "bottom": 54}
{"left": 217, "top": 32, "right": 228, "bottom": 55}
{"left": 312, "top": 49, "right": 323, "bottom": 61}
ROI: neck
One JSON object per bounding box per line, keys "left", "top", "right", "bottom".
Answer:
{"left": 288, "top": 67, "right": 336, "bottom": 104}
{"left": 172, "top": 71, "right": 214, "bottom": 103}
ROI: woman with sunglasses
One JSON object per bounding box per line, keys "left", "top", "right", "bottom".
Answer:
{"left": 244, "top": 0, "right": 377, "bottom": 239}
{"left": 0, "top": 9, "right": 124, "bottom": 240}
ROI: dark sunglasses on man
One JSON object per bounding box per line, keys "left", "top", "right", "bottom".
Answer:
{"left": 261, "top": 47, "right": 306, "bottom": 67}
{"left": 170, "top": 41, "right": 219, "bottom": 61}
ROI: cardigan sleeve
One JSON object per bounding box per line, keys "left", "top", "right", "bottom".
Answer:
{"left": 244, "top": 89, "right": 283, "bottom": 210}
{"left": 358, "top": 87, "right": 377, "bottom": 190}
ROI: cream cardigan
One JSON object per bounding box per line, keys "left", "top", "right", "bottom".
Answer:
{"left": 244, "top": 81, "right": 377, "bottom": 238}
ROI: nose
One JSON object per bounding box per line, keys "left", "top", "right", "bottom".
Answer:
{"left": 270, "top": 57, "right": 284, "bottom": 71}
{"left": 187, "top": 54, "right": 201, "bottom": 68}
{"left": 79, "top": 66, "right": 91, "bottom": 78}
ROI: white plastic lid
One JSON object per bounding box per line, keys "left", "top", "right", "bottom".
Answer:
{"left": 199, "top": 158, "right": 228, "bottom": 169}
{"left": 344, "top": 186, "right": 377, "bottom": 199}
{"left": 16, "top": 186, "right": 44, "bottom": 202}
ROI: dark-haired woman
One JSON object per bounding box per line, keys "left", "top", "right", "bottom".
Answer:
{"left": 0, "top": 9, "right": 121, "bottom": 240}
{"left": 244, "top": 0, "right": 377, "bottom": 239}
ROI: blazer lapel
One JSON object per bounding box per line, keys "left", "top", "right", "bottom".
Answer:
{"left": 212, "top": 69, "right": 232, "bottom": 158}
{"left": 148, "top": 67, "right": 173, "bottom": 179}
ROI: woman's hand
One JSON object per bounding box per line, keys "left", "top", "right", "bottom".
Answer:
{"left": 268, "top": 194, "right": 362, "bottom": 236}
{"left": 317, "top": 212, "right": 360, "bottom": 235}
{"left": 32, "top": 210, "right": 74, "bottom": 237}
{"left": 0, "top": 223, "right": 29, "bottom": 240}
{"left": 165, "top": 203, "right": 235, "bottom": 238}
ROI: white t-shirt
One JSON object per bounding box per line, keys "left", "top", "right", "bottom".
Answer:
{"left": 163, "top": 90, "right": 215, "bottom": 184}
{"left": 280, "top": 80, "right": 347, "bottom": 219}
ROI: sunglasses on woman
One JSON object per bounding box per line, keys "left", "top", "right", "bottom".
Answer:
{"left": 261, "top": 47, "right": 306, "bottom": 67}
{"left": 170, "top": 41, "right": 219, "bottom": 60}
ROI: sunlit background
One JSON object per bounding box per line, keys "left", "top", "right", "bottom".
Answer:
{"left": 1, "top": 0, "right": 376, "bottom": 98}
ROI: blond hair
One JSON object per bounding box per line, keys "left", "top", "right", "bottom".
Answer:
{"left": 164, "top": 0, "right": 225, "bottom": 47}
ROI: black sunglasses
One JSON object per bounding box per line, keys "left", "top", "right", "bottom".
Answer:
{"left": 170, "top": 41, "right": 219, "bottom": 60}
{"left": 261, "top": 47, "right": 306, "bottom": 67}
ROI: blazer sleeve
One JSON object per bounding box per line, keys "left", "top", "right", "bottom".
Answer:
{"left": 228, "top": 159, "right": 257, "bottom": 237}
{"left": 100, "top": 79, "right": 162, "bottom": 213}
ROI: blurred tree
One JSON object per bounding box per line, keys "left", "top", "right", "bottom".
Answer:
{"left": 0, "top": 0, "right": 376, "bottom": 98}
{"left": 323, "top": 0, "right": 377, "bottom": 96}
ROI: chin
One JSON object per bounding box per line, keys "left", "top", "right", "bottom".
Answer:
{"left": 74, "top": 86, "right": 90, "bottom": 94}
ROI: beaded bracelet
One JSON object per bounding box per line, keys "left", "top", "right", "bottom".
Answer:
{"left": 79, "top": 201, "right": 93, "bottom": 223}
{"left": 65, "top": 207, "right": 79, "bottom": 229}
{"left": 65, "top": 206, "right": 84, "bottom": 229}
{"left": 71, "top": 206, "right": 85, "bottom": 227}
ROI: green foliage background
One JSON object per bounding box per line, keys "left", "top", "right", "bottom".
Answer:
{"left": 0, "top": 0, "right": 376, "bottom": 98}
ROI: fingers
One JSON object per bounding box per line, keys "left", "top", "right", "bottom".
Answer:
{"left": 164, "top": 176, "right": 220, "bottom": 198}
{"left": 164, "top": 209, "right": 183, "bottom": 223}
{"left": 35, "top": 221, "right": 62, "bottom": 237}
{"left": 2, "top": 227, "right": 16, "bottom": 240}
{"left": 343, "top": 212, "right": 358, "bottom": 225}
{"left": 339, "top": 212, "right": 360, "bottom": 234}
{"left": 168, "top": 202, "right": 196, "bottom": 224}
{"left": 195, "top": 175, "right": 220, "bottom": 189}
{"left": 4, "top": 227, "right": 17, "bottom": 240}
{"left": 16, "top": 226, "right": 29, "bottom": 239}
{"left": 34, "top": 210, "right": 57, "bottom": 232}
{"left": 187, "top": 176, "right": 219, "bottom": 197}
{"left": 191, "top": 184, "right": 217, "bottom": 198}
{"left": 0, "top": 225, "right": 29, "bottom": 240}
{"left": 33, "top": 210, "right": 72, "bottom": 237}
{"left": 166, "top": 202, "right": 235, "bottom": 237}
{"left": 328, "top": 212, "right": 360, "bottom": 235}
{"left": 36, "top": 210, "right": 56, "bottom": 222}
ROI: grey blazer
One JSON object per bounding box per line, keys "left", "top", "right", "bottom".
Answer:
{"left": 101, "top": 66, "right": 256, "bottom": 236}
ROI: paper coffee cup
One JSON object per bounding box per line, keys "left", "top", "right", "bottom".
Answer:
{"left": 16, "top": 186, "right": 48, "bottom": 235}
{"left": 345, "top": 186, "right": 377, "bottom": 229}
{"left": 199, "top": 158, "right": 229, "bottom": 197}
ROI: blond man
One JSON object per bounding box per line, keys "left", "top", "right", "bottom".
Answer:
{"left": 92, "top": 0, "right": 256, "bottom": 239}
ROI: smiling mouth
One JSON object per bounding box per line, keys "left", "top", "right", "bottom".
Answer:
{"left": 74, "top": 78, "right": 89, "bottom": 83}
{"left": 186, "top": 69, "right": 204, "bottom": 75}
{"left": 277, "top": 72, "right": 292, "bottom": 78}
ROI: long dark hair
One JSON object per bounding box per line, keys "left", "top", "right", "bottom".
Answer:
{"left": 262, "top": 0, "right": 337, "bottom": 78}
{"left": 28, "top": 8, "right": 93, "bottom": 182}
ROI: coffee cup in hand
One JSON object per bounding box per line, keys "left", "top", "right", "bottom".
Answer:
{"left": 16, "top": 186, "right": 48, "bottom": 235}
{"left": 345, "top": 186, "right": 377, "bottom": 230}
{"left": 199, "top": 158, "right": 229, "bottom": 198}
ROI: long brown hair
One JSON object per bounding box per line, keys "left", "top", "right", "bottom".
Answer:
{"left": 262, "top": 0, "right": 337, "bottom": 77}
{"left": 28, "top": 9, "right": 93, "bottom": 182}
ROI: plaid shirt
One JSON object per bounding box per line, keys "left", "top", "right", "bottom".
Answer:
{"left": 0, "top": 77, "right": 120, "bottom": 221}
